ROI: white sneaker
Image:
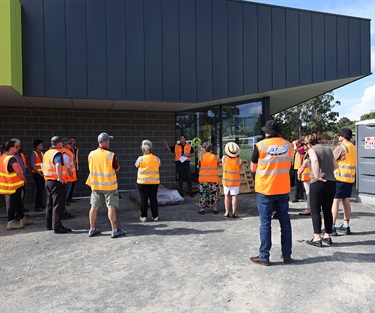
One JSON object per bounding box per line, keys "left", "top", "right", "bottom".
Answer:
{"left": 21, "top": 216, "right": 33, "bottom": 226}
{"left": 7, "top": 220, "right": 24, "bottom": 230}
{"left": 139, "top": 217, "right": 147, "bottom": 222}
{"left": 152, "top": 216, "right": 159, "bottom": 221}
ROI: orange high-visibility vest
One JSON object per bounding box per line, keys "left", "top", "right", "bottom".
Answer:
{"left": 42, "top": 149, "right": 66, "bottom": 181}
{"left": 199, "top": 152, "right": 219, "bottom": 183}
{"left": 174, "top": 144, "right": 192, "bottom": 161}
{"left": 222, "top": 156, "right": 241, "bottom": 186}
{"left": 72, "top": 145, "right": 79, "bottom": 171}
{"left": 334, "top": 142, "right": 357, "bottom": 183}
{"left": 255, "top": 137, "right": 293, "bottom": 195}
{"left": 31, "top": 150, "right": 44, "bottom": 175}
{"left": 63, "top": 148, "right": 77, "bottom": 182}
{"left": 137, "top": 154, "right": 160, "bottom": 184}
{"left": 86, "top": 148, "right": 118, "bottom": 191}
{"left": 20, "top": 153, "right": 27, "bottom": 170}
{"left": 0, "top": 154, "right": 25, "bottom": 194}
{"left": 300, "top": 155, "right": 311, "bottom": 182}
{"left": 293, "top": 151, "right": 302, "bottom": 169}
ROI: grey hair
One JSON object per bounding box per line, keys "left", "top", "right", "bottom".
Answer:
{"left": 202, "top": 142, "right": 212, "bottom": 152}
{"left": 141, "top": 140, "right": 153, "bottom": 153}
{"left": 10, "top": 138, "right": 21, "bottom": 145}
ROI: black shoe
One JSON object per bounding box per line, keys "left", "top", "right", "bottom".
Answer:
{"left": 322, "top": 237, "right": 333, "bottom": 245}
{"left": 337, "top": 225, "right": 351, "bottom": 235}
{"left": 35, "top": 205, "right": 46, "bottom": 212}
{"left": 281, "top": 255, "right": 291, "bottom": 264}
{"left": 54, "top": 226, "right": 72, "bottom": 234}
{"left": 62, "top": 212, "right": 74, "bottom": 220}
{"left": 291, "top": 199, "right": 299, "bottom": 203}
{"left": 178, "top": 191, "right": 184, "bottom": 198}
{"left": 22, "top": 207, "right": 30, "bottom": 212}
{"left": 306, "top": 239, "right": 322, "bottom": 247}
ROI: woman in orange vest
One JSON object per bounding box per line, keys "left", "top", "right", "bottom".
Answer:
{"left": 297, "top": 142, "right": 312, "bottom": 216}
{"left": 197, "top": 142, "right": 220, "bottom": 215}
{"left": 222, "top": 142, "right": 241, "bottom": 218}
{"left": 0, "top": 140, "right": 32, "bottom": 230}
{"left": 30, "top": 139, "right": 46, "bottom": 211}
{"left": 135, "top": 140, "right": 161, "bottom": 222}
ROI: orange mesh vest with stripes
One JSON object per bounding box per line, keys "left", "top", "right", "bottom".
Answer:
{"left": 86, "top": 148, "right": 118, "bottom": 191}
{"left": 222, "top": 156, "right": 241, "bottom": 186}
{"left": 199, "top": 152, "right": 219, "bottom": 183}
{"left": 334, "top": 142, "right": 357, "bottom": 183}
{"left": 255, "top": 137, "right": 293, "bottom": 195}
{"left": 0, "top": 154, "right": 25, "bottom": 194}
{"left": 137, "top": 154, "right": 160, "bottom": 184}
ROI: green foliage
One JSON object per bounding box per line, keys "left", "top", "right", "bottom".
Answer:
{"left": 360, "top": 111, "right": 375, "bottom": 121}
{"left": 335, "top": 117, "right": 355, "bottom": 133}
{"left": 274, "top": 92, "right": 339, "bottom": 140}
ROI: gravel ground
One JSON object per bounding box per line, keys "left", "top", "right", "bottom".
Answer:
{"left": 0, "top": 191, "right": 374, "bottom": 313}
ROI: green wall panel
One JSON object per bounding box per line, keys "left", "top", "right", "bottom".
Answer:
{"left": 0, "top": 0, "right": 23, "bottom": 95}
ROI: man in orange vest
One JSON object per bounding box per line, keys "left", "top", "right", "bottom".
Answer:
{"left": 291, "top": 139, "right": 305, "bottom": 202}
{"left": 250, "top": 120, "right": 293, "bottom": 266}
{"left": 162, "top": 135, "right": 195, "bottom": 198}
{"left": 331, "top": 128, "right": 357, "bottom": 235}
{"left": 30, "top": 139, "right": 46, "bottom": 211}
{"left": 66, "top": 136, "right": 79, "bottom": 204}
{"left": 86, "top": 132, "right": 126, "bottom": 238}
{"left": 42, "top": 136, "right": 72, "bottom": 234}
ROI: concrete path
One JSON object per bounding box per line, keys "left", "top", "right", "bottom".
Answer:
{"left": 0, "top": 191, "right": 374, "bottom": 313}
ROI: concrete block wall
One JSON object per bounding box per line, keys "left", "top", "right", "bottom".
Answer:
{"left": 0, "top": 106, "right": 177, "bottom": 202}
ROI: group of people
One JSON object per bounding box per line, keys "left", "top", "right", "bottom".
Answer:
{"left": 0, "top": 136, "right": 79, "bottom": 232}
{"left": 1, "top": 123, "right": 357, "bottom": 260}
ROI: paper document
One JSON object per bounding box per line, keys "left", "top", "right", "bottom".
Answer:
{"left": 179, "top": 156, "right": 188, "bottom": 163}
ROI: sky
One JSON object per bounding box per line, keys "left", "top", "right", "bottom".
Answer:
{"left": 252, "top": 0, "right": 375, "bottom": 121}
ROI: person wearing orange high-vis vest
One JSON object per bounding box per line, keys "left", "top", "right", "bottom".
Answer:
{"left": 331, "top": 128, "right": 357, "bottom": 235}
{"left": 86, "top": 133, "right": 126, "bottom": 238}
{"left": 222, "top": 142, "right": 241, "bottom": 218}
{"left": 292, "top": 139, "right": 305, "bottom": 202}
{"left": 67, "top": 136, "right": 79, "bottom": 203}
{"left": 30, "top": 139, "right": 46, "bottom": 211}
{"left": 42, "top": 136, "right": 72, "bottom": 234}
{"left": 0, "top": 140, "right": 31, "bottom": 230}
{"left": 61, "top": 138, "right": 77, "bottom": 219}
{"left": 297, "top": 143, "right": 312, "bottom": 216}
{"left": 197, "top": 142, "right": 220, "bottom": 215}
{"left": 250, "top": 120, "right": 293, "bottom": 266}
{"left": 135, "top": 140, "right": 161, "bottom": 222}
{"left": 162, "top": 135, "right": 195, "bottom": 198}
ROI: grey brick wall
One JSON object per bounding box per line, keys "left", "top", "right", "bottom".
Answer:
{"left": 0, "top": 106, "right": 177, "bottom": 202}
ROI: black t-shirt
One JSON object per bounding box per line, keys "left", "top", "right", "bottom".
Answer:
{"left": 7, "top": 156, "right": 17, "bottom": 173}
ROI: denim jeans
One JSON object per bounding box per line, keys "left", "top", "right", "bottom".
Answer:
{"left": 256, "top": 193, "right": 292, "bottom": 262}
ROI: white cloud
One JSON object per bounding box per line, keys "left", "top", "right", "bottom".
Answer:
{"left": 342, "top": 84, "right": 375, "bottom": 120}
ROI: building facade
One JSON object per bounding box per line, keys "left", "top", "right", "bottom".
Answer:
{"left": 0, "top": 0, "right": 371, "bottom": 197}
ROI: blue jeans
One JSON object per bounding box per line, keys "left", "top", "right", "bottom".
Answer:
{"left": 256, "top": 193, "right": 292, "bottom": 262}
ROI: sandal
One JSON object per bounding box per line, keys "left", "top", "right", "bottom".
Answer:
{"left": 299, "top": 210, "right": 311, "bottom": 216}
{"left": 232, "top": 213, "right": 239, "bottom": 218}
{"left": 198, "top": 209, "right": 205, "bottom": 215}
{"left": 222, "top": 213, "right": 230, "bottom": 218}
{"left": 213, "top": 208, "right": 218, "bottom": 215}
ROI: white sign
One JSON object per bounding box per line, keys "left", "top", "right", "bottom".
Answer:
{"left": 365, "top": 137, "right": 375, "bottom": 149}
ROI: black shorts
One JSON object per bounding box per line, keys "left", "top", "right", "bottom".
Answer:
{"left": 334, "top": 182, "right": 353, "bottom": 199}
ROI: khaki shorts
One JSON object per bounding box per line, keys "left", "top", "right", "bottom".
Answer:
{"left": 90, "top": 189, "right": 119, "bottom": 208}
{"left": 223, "top": 185, "right": 239, "bottom": 196}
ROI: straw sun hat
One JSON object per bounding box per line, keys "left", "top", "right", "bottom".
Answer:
{"left": 224, "top": 142, "right": 240, "bottom": 157}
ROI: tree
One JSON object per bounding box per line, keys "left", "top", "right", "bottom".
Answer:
{"left": 335, "top": 117, "right": 355, "bottom": 133}
{"left": 274, "top": 92, "right": 339, "bottom": 140}
{"left": 360, "top": 110, "right": 375, "bottom": 121}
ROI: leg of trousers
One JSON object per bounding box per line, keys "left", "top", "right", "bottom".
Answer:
{"left": 137, "top": 184, "right": 149, "bottom": 218}
{"left": 45, "top": 180, "right": 66, "bottom": 230}
{"left": 310, "top": 180, "right": 336, "bottom": 234}
{"left": 294, "top": 170, "right": 304, "bottom": 199}
{"left": 149, "top": 184, "right": 159, "bottom": 219}
{"left": 67, "top": 180, "right": 76, "bottom": 200}
{"left": 33, "top": 174, "right": 46, "bottom": 207}
{"left": 8, "top": 187, "right": 24, "bottom": 221}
